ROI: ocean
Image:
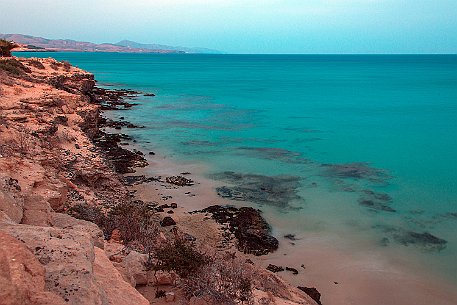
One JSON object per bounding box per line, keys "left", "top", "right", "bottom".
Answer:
{"left": 21, "top": 52, "right": 457, "bottom": 285}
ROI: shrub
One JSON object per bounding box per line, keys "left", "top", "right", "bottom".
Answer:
{"left": 183, "top": 252, "right": 254, "bottom": 304}
{"left": 0, "top": 58, "right": 31, "bottom": 75}
{"left": 27, "top": 59, "right": 45, "bottom": 69}
{"left": 68, "top": 203, "right": 106, "bottom": 226}
{"left": 0, "top": 40, "right": 17, "bottom": 57}
{"left": 152, "top": 238, "right": 209, "bottom": 278}
{"left": 62, "top": 60, "right": 71, "bottom": 71}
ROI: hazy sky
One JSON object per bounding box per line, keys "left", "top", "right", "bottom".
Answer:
{"left": 1, "top": 0, "right": 456, "bottom": 54}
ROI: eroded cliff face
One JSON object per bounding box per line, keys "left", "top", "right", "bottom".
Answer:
{"left": 0, "top": 57, "right": 149, "bottom": 305}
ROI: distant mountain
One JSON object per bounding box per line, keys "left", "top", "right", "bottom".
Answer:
{"left": 115, "top": 40, "right": 221, "bottom": 54}
{"left": 0, "top": 34, "right": 219, "bottom": 54}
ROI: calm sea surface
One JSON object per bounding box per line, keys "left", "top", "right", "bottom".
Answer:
{"left": 21, "top": 53, "right": 457, "bottom": 283}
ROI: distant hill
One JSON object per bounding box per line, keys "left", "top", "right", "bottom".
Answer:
{"left": 0, "top": 34, "right": 220, "bottom": 54}
{"left": 115, "top": 40, "right": 221, "bottom": 54}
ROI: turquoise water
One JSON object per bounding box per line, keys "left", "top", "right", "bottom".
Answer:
{"left": 21, "top": 53, "right": 457, "bottom": 282}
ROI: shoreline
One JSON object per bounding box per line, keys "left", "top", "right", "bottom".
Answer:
{"left": 0, "top": 56, "right": 317, "bottom": 305}
{"left": 98, "top": 73, "right": 457, "bottom": 304}
{"left": 1, "top": 55, "right": 456, "bottom": 305}
{"left": 114, "top": 126, "right": 457, "bottom": 305}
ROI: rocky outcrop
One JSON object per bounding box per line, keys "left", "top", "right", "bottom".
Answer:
{"left": 199, "top": 205, "right": 279, "bottom": 255}
{"left": 0, "top": 58, "right": 154, "bottom": 305}
{"left": 93, "top": 248, "right": 150, "bottom": 305}
{"left": 0, "top": 231, "right": 66, "bottom": 305}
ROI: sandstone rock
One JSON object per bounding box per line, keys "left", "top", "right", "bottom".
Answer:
{"left": 123, "top": 250, "right": 148, "bottom": 286}
{"left": 20, "top": 195, "right": 52, "bottom": 227}
{"left": 93, "top": 247, "right": 149, "bottom": 305}
{"left": 165, "top": 292, "right": 175, "bottom": 302}
{"left": 152, "top": 271, "right": 173, "bottom": 286}
{"left": 0, "top": 222, "right": 102, "bottom": 305}
{"left": 0, "top": 190, "right": 23, "bottom": 224}
{"left": 0, "top": 231, "right": 66, "bottom": 305}
{"left": 110, "top": 228, "right": 122, "bottom": 243}
{"left": 50, "top": 213, "right": 104, "bottom": 249}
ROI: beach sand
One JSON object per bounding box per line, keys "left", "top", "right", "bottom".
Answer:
{"left": 125, "top": 144, "right": 457, "bottom": 305}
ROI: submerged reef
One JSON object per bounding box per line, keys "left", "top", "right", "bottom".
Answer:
{"left": 375, "top": 225, "right": 447, "bottom": 252}
{"left": 321, "top": 162, "right": 390, "bottom": 183}
{"left": 212, "top": 171, "right": 303, "bottom": 209}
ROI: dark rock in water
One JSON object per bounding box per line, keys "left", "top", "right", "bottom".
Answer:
{"left": 160, "top": 216, "right": 176, "bottom": 227}
{"left": 212, "top": 171, "right": 303, "bottom": 209}
{"left": 297, "top": 287, "right": 322, "bottom": 305}
{"left": 198, "top": 205, "right": 279, "bottom": 256}
{"left": 92, "top": 131, "right": 148, "bottom": 174}
{"left": 394, "top": 231, "right": 447, "bottom": 251}
{"left": 123, "top": 175, "right": 158, "bottom": 186}
{"left": 90, "top": 86, "right": 141, "bottom": 110}
{"left": 144, "top": 93, "right": 156, "bottom": 97}
{"left": 266, "top": 264, "right": 284, "bottom": 273}
{"left": 180, "top": 172, "right": 191, "bottom": 175}
{"left": 284, "top": 234, "right": 298, "bottom": 241}
{"left": 286, "top": 267, "right": 299, "bottom": 275}
{"left": 359, "top": 199, "right": 396, "bottom": 212}
{"left": 237, "top": 146, "right": 310, "bottom": 164}
{"left": 446, "top": 212, "right": 457, "bottom": 219}
{"left": 170, "top": 203, "right": 178, "bottom": 209}
{"left": 321, "top": 162, "right": 389, "bottom": 183}
{"left": 362, "top": 190, "right": 392, "bottom": 202}
{"left": 167, "top": 210, "right": 174, "bottom": 214}
{"left": 148, "top": 151, "right": 156, "bottom": 155}
{"left": 166, "top": 176, "right": 194, "bottom": 186}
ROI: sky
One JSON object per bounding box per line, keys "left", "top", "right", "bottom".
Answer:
{"left": 0, "top": 0, "right": 456, "bottom": 54}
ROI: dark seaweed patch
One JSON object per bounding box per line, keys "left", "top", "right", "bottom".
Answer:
{"left": 212, "top": 171, "right": 303, "bottom": 209}
{"left": 394, "top": 231, "right": 447, "bottom": 251}
{"left": 236, "top": 147, "right": 310, "bottom": 164}
{"left": 359, "top": 199, "right": 396, "bottom": 212}
{"left": 375, "top": 225, "right": 447, "bottom": 252}
{"left": 321, "top": 162, "right": 390, "bottom": 183}
{"left": 359, "top": 190, "right": 395, "bottom": 212}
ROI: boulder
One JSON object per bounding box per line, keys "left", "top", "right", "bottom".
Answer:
{"left": 0, "top": 190, "right": 23, "bottom": 224}
{"left": 160, "top": 216, "right": 176, "bottom": 227}
{"left": 122, "top": 251, "right": 148, "bottom": 286}
{"left": 165, "top": 292, "right": 175, "bottom": 302}
{"left": 0, "top": 222, "right": 102, "bottom": 305}
{"left": 93, "top": 247, "right": 149, "bottom": 305}
{"left": 152, "top": 271, "right": 174, "bottom": 286}
{"left": 297, "top": 287, "right": 322, "bottom": 305}
{"left": 50, "top": 213, "right": 104, "bottom": 249}
{"left": 0, "top": 231, "right": 66, "bottom": 305}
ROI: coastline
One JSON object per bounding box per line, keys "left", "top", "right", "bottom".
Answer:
{"left": 1, "top": 55, "right": 456, "bottom": 305}
{"left": 117, "top": 128, "right": 457, "bottom": 305}
{"left": 97, "top": 73, "right": 457, "bottom": 304}
{"left": 0, "top": 56, "right": 317, "bottom": 305}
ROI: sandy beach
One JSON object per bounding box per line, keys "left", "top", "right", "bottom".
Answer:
{"left": 121, "top": 138, "right": 457, "bottom": 305}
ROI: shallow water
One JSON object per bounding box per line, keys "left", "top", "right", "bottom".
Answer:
{"left": 22, "top": 52, "right": 457, "bottom": 284}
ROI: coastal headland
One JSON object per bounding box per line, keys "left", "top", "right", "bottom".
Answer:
{"left": 0, "top": 56, "right": 319, "bottom": 304}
